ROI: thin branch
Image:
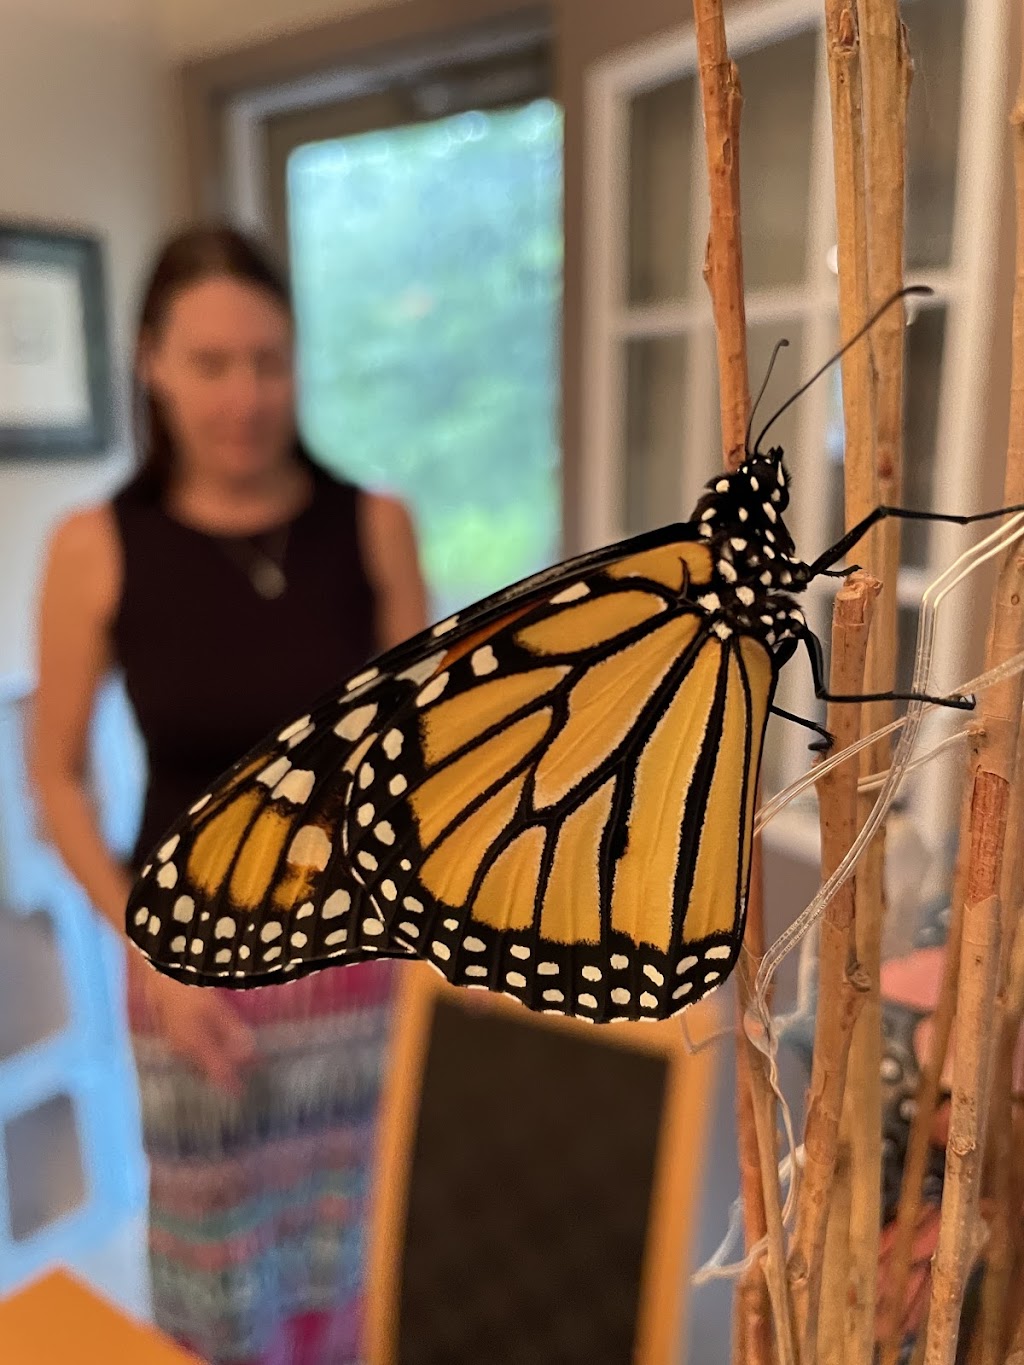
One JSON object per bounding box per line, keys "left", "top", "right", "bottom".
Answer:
{"left": 734, "top": 867, "right": 775, "bottom": 1365}
{"left": 694, "top": 0, "right": 751, "bottom": 472}
{"left": 690, "top": 9, "right": 781, "bottom": 1363}
{"left": 878, "top": 817, "right": 973, "bottom": 1365}
{"left": 822, "top": 4, "right": 886, "bottom": 1355}
{"left": 816, "top": 1141, "right": 854, "bottom": 1364}
{"left": 924, "top": 894, "right": 1004, "bottom": 1364}
{"left": 976, "top": 890, "right": 1024, "bottom": 1362}
{"left": 923, "top": 59, "right": 1024, "bottom": 1365}
{"left": 857, "top": 0, "right": 913, "bottom": 752}
{"left": 788, "top": 573, "right": 879, "bottom": 1361}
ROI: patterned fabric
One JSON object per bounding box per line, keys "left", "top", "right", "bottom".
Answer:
{"left": 129, "top": 963, "right": 395, "bottom": 1364}
{"left": 110, "top": 460, "right": 389, "bottom": 1361}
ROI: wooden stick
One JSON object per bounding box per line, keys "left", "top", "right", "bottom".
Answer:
{"left": 857, "top": 0, "right": 912, "bottom": 753}
{"left": 825, "top": 1, "right": 876, "bottom": 534}
{"left": 816, "top": 1141, "right": 854, "bottom": 1364}
{"left": 694, "top": 0, "right": 751, "bottom": 473}
{"left": 850, "top": 34, "right": 914, "bottom": 1331}
{"left": 690, "top": 9, "right": 786, "bottom": 1362}
{"left": 734, "top": 867, "right": 775, "bottom": 1365}
{"left": 924, "top": 56, "right": 1024, "bottom": 1365}
{"left": 1007, "top": 1294, "right": 1024, "bottom": 1365}
{"left": 788, "top": 573, "right": 879, "bottom": 1361}
{"left": 977, "top": 895, "right": 1024, "bottom": 1362}
{"left": 740, "top": 941, "right": 799, "bottom": 1365}
{"left": 924, "top": 895, "right": 1004, "bottom": 1364}
{"left": 878, "top": 817, "right": 973, "bottom": 1365}
{"left": 822, "top": 4, "right": 888, "bottom": 1355}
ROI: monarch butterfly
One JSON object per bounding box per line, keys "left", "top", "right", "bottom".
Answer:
{"left": 124, "top": 290, "right": 1016, "bottom": 1024}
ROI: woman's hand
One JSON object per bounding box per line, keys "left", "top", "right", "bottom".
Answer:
{"left": 136, "top": 963, "right": 257, "bottom": 1097}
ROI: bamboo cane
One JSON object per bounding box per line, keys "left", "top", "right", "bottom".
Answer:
{"left": 788, "top": 574, "right": 878, "bottom": 1362}
{"left": 923, "top": 42, "right": 1024, "bottom": 1363}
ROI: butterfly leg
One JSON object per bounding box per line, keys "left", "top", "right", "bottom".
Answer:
{"left": 800, "top": 628, "right": 975, "bottom": 711}
{"left": 770, "top": 705, "right": 834, "bottom": 752}
{"left": 809, "top": 501, "right": 1024, "bottom": 577}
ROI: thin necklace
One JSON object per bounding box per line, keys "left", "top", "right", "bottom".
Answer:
{"left": 217, "top": 524, "right": 291, "bottom": 600}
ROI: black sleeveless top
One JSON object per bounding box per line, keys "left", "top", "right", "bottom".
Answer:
{"left": 111, "top": 464, "right": 378, "bottom": 867}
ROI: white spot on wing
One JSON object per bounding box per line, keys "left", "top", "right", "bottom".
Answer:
{"left": 288, "top": 826, "right": 331, "bottom": 869}
{"left": 346, "top": 668, "right": 380, "bottom": 693}
{"left": 550, "top": 582, "right": 589, "bottom": 605}
{"left": 158, "top": 835, "right": 179, "bottom": 862}
{"left": 417, "top": 672, "right": 450, "bottom": 707}
{"left": 323, "top": 890, "right": 351, "bottom": 919}
{"left": 432, "top": 615, "right": 459, "bottom": 636}
{"left": 334, "top": 704, "right": 377, "bottom": 742}
{"left": 471, "top": 646, "right": 499, "bottom": 677}
{"left": 287, "top": 723, "right": 315, "bottom": 749}
{"left": 189, "top": 794, "right": 211, "bottom": 815}
{"left": 399, "top": 654, "right": 444, "bottom": 687}
{"left": 172, "top": 896, "right": 195, "bottom": 923}
{"left": 215, "top": 917, "right": 236, "bottom": 940}
{"left": 278, "top": 715, "right": 312, "bottom": 743}
{"left": 258, "top": 756, "right": 291, "bottom": 787}
{"left": 383, "top": 730, "right": 404, "bottom": 760}
{"left": 157, "top": 864, "right": 178, "bottom": 889}
{"left": 273, "top": 769, "right": 316, "bottom": 804}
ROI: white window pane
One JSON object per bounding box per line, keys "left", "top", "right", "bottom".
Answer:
{"left": 904, "top": 0, "right": 965, "bottom": 271}
{"left": 623, "top": 336, "right": 688, "bottom": 534}
{"left": 824, "top": 305, "right": 946, "bottom": 570}
{"left": 737, "top": 29, "right": 819, "bottom": 290}
{"left": 628, "top": 77, "right": 697, "bottom": 304}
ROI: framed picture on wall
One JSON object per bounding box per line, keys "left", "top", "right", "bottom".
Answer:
{"left": 0, "top": 223, "right": 114, "bottom": 457}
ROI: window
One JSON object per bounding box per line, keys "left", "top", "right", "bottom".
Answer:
{"left": 583, "top": 0, "right": 1008, "bottom": 835}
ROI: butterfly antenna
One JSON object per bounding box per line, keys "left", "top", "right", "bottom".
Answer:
{"left": 752, "top": 284, "right": 933, "bottom": 455}
{"left": 745, "top": 338, "right": 790, "bottom": 454}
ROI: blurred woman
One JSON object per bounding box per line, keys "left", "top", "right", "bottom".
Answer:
{"left": 32, "top": 223, "right": 428, "bottom": 1364}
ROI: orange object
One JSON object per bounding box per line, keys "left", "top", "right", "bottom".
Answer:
{"left": 0, "top": 1267, "right": 201, "bottom": 1364}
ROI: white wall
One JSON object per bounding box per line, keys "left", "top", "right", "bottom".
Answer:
{"left": 0, "top": 0, "right": 184, "bottom": 681}
{"left": 155, "top": 0, "right": 406, "bottom": 61}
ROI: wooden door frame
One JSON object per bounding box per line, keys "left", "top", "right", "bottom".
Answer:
{"left": 178, "top": 1, "right": 552, "bottom": 221}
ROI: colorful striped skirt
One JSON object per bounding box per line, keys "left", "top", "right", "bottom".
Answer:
{"left": 128, "top": 962, "right": 396, "bottom": 1365}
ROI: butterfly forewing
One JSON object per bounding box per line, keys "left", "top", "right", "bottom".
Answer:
{"left": 126, "top": 524, "right": 775, "bottom": 1021}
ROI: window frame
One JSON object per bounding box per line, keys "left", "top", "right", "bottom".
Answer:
{"left": 580, "top": 0, "right": 1012, "bottom": 839}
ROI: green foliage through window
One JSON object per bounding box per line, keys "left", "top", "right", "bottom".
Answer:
{"left": 288, "top": 98, "right": 564, "bottom": 619}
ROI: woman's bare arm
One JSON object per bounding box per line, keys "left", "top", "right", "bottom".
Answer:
{"left": 359, "top": 491, "right": 430, "bottom": 649}
{"left": 30, "top": 505, "right": 135, "bottom": 942}
{"left": 30, "top": 504, "right": 255, "bottom": 1090}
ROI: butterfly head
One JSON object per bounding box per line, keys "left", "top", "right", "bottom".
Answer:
{"left": 696, "top": 447, "right": 793, "bottom": 544}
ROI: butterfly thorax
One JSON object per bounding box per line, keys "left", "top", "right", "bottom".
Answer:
{"left": 689, "top": 449, "right": 812, "bottom": 650}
